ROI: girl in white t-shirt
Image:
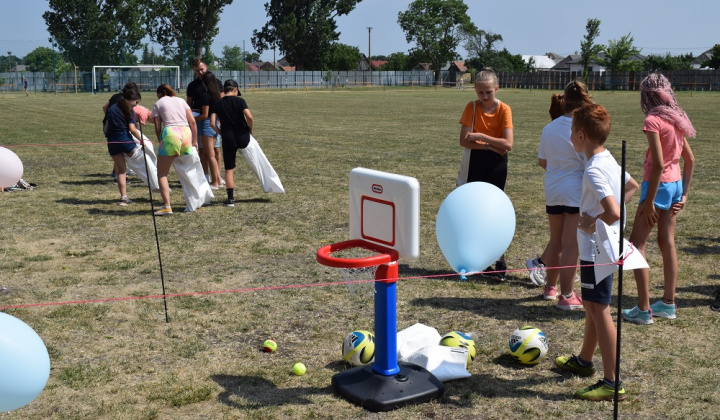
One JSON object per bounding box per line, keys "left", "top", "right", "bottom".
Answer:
{"left": 151, "top": 84, "right": 198, "bottom": 215}
{"left": 526, "top": 80, "right": 592, "bottom": 310}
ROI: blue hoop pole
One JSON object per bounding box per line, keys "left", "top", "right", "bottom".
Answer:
{"left": 372, "top": 262, "right": 400, "bottom": 376}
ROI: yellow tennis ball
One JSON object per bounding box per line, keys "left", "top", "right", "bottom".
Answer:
{"left": 292, "top": 362, "right": 306, "bottom": 376}
{"left": 263, "top": 339, "right": 277, "bottom": 353}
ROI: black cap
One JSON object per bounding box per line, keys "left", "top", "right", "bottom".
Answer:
{"left": 224, "top": 79, "right": 238, "bottom": 89}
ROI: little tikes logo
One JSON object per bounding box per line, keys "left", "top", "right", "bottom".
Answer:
{"left": 371, "top": 184, "right": 383, "bottom": 194}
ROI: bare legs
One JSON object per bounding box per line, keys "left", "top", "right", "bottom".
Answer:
{"left": 202, "top": 136, "right": 221, "bottom": 187}
{"left": 156, "top": 155, "right": 175, "bottom": 207}
{"left": 541, "top": 213, "right": 580, "bottom": 295}
{"left": 629, "top": 206, "right": 678, "bottom": 311}
{"left": 111, "top": 153, "right": 129, "bottom": 199}
{"left": 580, "top": 301, "right": 617, "bottom": 382}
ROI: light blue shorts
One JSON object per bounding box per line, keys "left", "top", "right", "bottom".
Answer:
{"left": 639, "top": 180, "right": 682, "bottom": 210}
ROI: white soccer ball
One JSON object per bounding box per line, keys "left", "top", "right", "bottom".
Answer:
{"left": 342, "top": 330, "right": 375, "bottom": 366}
{"left": 509, "top": 326, "right": 548, "bottom": 365}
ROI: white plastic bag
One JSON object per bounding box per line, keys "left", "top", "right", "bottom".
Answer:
{"left": 133, "top": 134, "right": 157, "bottom": 165}
{"left": 396, "top": 323, "right": 471, "bottom": 382}
{"left": 172, "top": 148, "right": 214, "bottom": 212}
{"left": 456, "top": 101, "right": 476, "bottom": 187}
{"left": 397, "top": 323, "right": 442, "bottom": 361}
{"left": 124, "top": 144, "right": 160, "bottom": 192}
{"left": 404, "top": 345, "right": 471, "bottom": 382}
{"left": 240, "top": 135, "right": 285, "bottom": 193}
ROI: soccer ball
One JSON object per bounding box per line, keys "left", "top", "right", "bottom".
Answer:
{"left": 342, "top": 330, "right": 375, "bottom": 366}
{"left": 439, "top": 331, "right": 476, "bottom": 364}
{"left": 509, "top": 326, "right": 548, "bottom": 365}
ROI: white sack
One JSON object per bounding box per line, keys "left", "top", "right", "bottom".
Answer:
{"left": 133, "top": 134, "right": 157, "bottom": 165}
{"left": 125, "top": 144, "right": 160, "bottom": 192}
{"left": 404, "top": 345, "right": 471, "bottom": 382}
{"left": 239, "top": 135, "right": 285, "bottom": 193}
{"left": 172, "top": 148, "right": 214, "bottom": 212}
{"left": 396, "top": 323, "right": 442, "bottom": 362}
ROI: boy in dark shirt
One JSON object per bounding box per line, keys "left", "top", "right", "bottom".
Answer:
{"left": 210, "top": 79, "right": 254, "bottom": 207}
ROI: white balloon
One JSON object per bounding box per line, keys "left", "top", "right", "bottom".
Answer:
{"left": 0, "top": 147, "right": 23, "bottom": 188}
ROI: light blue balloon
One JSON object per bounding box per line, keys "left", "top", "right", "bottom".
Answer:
{"left": 436, "top": 182, "right": 516, "bottom": 275}
{"left": 0, "top": 313, "right": 51, "bottom": 413}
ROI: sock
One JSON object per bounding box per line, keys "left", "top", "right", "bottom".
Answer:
{"left": 563, "top": 293, "right": 573, "bottom": 299}
{"left": 227, "top": 188, "right": 234, "bottom": 200}
{"left": 603, "top": 378, "right": 620, "bottom": 387}
{"left": 576, "top": 356, "right": 592, "bottom": 367}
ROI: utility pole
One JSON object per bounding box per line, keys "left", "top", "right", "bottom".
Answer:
{"left": 367, "top": 27, "right": 372, "bottom": 71}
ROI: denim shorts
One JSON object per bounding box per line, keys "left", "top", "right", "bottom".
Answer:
{"left": 107, "top": 139, "right": 137, "bottom": 156}
{"left": 639, "top": 180, "right": 682, "bottom": 210}
{"left": 197, "top": 119, "right": 218, "bottom": 138}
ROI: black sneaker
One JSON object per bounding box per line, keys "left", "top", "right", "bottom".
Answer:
{"left": 224, "top": 198, "right": 235, "bottom": 207}
{"left": 493, "top": 260, "right": 507, "bottom": 281}
{"left": 711, "top": 289, "right": 720, "bottom": 312}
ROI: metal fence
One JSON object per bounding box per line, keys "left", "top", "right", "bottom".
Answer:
{"left": 3, "top": 69, "right": 720, "bottom": 93}
{"left": 496, "top": 70, "right": 720, "bottom": 91}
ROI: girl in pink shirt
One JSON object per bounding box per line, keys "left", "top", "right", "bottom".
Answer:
{"left": 623, "top": 73, "right": 696, "bottom": 325}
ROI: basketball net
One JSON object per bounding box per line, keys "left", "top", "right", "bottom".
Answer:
{"left": 331, "top": 247, "right": 381, "bottom": 298}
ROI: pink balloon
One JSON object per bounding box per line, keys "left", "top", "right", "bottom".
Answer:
{"left": 0, "top": 147, "right": 23, "bottom": 188}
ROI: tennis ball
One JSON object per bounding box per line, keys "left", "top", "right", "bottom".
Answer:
{"left": 262, "top": 339, "right": 277, "bottom": 353}
{"left": 292, "top": 362, "right": 306, "bottom": 376}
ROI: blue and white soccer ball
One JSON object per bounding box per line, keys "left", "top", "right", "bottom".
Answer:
{"left": 509, "top": 326, "right": 548, "bottom": 365}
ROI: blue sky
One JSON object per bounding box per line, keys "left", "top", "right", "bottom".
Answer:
{"left": 1, "top": 0, "right": 717, "bottom": 61}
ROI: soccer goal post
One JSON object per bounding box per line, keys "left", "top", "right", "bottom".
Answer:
{"left": 92, "top": 65, "right": 180, "bottom": 94}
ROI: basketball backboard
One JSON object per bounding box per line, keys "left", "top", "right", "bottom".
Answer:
{"left": 349, "top": 168, "right": 419, "bottom": 261}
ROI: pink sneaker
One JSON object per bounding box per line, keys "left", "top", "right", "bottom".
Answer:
{"left": 543, "top": 285, "right": 557, "bottom": 300}
{"left": 556, "top": 292, "right": 583, "bottom": 310}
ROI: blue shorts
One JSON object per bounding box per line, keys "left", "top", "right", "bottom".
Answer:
{"left": 197, "top": 120, "right": 218, "bottom": 139}
{"left": 639, "top": 180, "right": 682, "bottom": 210}
{"left": 579, "top": 260, "right": 613, "bottom": 305}
{"left": 107, "top": 139, "right": 137, "bottom": 156}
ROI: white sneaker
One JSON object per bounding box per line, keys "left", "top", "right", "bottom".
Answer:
{"left": 526, "top": 257, "right": 546, "bottom": 286}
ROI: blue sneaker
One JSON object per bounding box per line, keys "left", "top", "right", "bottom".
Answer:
{"left": 650, "top": 300, "right": 677, "bottom": 319}
{"left": 622, "top": 306, "right": 654, "bottom": 325}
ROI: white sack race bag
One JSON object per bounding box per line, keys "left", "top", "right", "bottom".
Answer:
{"left": 456, "top": 100, "right": 477, "bottom": 187}
{"left": 133, "top": 133, "right": 157, "bottom": 165}
{"left": 172, "top": 147, "right": 214, "bottom": 212}
{"left": 124, "top": 143, "right": 160, "bottom": 192}
{"left": 240, "top": 135, "right": 285, "bottom": 193}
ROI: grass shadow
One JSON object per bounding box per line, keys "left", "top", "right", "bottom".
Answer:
{"left": 410, "top": 296, "right": 586, "bottom": 322}
{"left": 442, "top": 370, "right": 565, "bottom": 402}
{"left": 235, "top": 198, "right": 272, "bottom": 204}
{"left": 211, "top": 374, "right": 332, "bottom": 409}
{"left": 681, "top": 236, "right": 720, "bottom": 255}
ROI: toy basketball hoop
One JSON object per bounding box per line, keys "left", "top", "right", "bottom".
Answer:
{"left": 316, "top": 239, "right": 399, "bottom": 297}
{"left": 315, "top": 168, "right": 443, "bottom": 412}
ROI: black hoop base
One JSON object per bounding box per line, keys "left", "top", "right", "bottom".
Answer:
{"left": 331, "top": 362, "right": 444, "bottom": 412}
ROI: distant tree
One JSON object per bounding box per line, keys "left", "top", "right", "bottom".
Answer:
{"left": 43, "top": 0, "right": 146, "bottom": 70}
{"left": 220, "top": 45, "right": 244, "bottom": 70}
{"left": 381, "top": 52, "right": 412, "bottom": 71}
{"left": 701, "top": 44, "right": 720, "bottom": 69}
{"left": 141, "top": 44, "right": 167, "bottom": 65}
{"left": 371, "top": 55, "right": 389, "bottom": 61}
{"left": 23, "top": 47, "right": 59, "bottom": 72}
{"left": 600, "top": 33, "right": 641, "bottom": 72}
{"left": 252, "top": 0, "right": 363, "bottom": 70}
{"left": 579, "top": 18, "right": 604, "bottom": 79}
{"left": 463, "top": 28, "right": 503, "bottom": 58}
{"left": 146, "top": 0, "right": 233, "bottom": 67}
{"left": 643, "top": 53, "right": 694, "bottom": 71}
{"left": 246, "top": 52, "right": 261, "bottom": 63}
{"left": 327, "top": 43, "right": 360, "bottom": 71}
{"left": 466, "top": 48, "right": 525, "bottom": 73}
{"left": 398, "top": 0, "right": 476, "bottom": 83}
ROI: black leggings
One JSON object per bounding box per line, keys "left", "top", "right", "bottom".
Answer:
{"left": 467, "top": 150, "right": 508, "bottom": 190}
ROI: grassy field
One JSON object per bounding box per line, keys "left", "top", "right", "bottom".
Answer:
{"left": 0, "top": 86, "right": 718, "bottom": 419}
